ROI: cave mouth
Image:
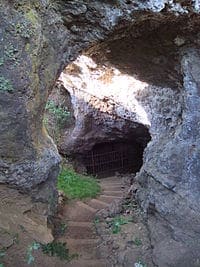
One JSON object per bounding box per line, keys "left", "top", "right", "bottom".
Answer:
{"left": 82, "top": 135, "right": 150, "bottom": 178}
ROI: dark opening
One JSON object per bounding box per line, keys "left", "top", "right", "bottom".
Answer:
{"left": 83, "top": 140, "right": 147, "bottom": 177}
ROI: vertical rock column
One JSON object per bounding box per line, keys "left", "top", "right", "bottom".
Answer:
{"left": 0, "top": 1, "right": 64, "bottom": 229}
{"left": 136, "top": 47, "right": 200, "bottom": 267}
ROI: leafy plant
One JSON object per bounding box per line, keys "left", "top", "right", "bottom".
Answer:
{"left": 108, "top": 216, "right": 131, "bottom": 234}
{"left": 60, "top": 223, "right": 67, "bottom": 235}
{"left": 0, "top": 76, "right": 13, "bottom": 92}
{"left": 134, "top": 261, "right": 147, "bottom": 267}
{"left": 26, "top": 242, "right": 41, "bottom": 265}
{"left": 45, "top": 100, "right": 70, "bottom": 126}
{"left": 57, "top": 167, "right": 101, "bottom": 200}
{"left": 41, "top": 242, "right": 77, "bottom": 261}
{"left": 94, "top": 218, "right": 100, "bottom": 225}
{"left": 133, "top": 237, "right": 142, "bottom": 246}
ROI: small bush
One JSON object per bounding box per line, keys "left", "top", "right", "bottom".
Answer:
{"left": 57, "top": 167, "right": 101, "bottom": 200}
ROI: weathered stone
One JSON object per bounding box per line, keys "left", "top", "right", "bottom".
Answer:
{"left": 1, "top": 0, "right": 200, "bottom": 265}
{"left": 136, "top": 48, "right": 200, "bottom": 266}
{"left": 48, "top": 10, "right": 200, "bottom": 266}
{"left": 0, "top": 185, "right": 53, "bottom": 244}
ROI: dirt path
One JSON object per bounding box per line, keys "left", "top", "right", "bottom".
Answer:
{"left": 57, "top": 176, "right": 124, "bottom": 267}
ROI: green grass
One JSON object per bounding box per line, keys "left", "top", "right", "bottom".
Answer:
{"left": 57, "top": 167, "right": 101, "bottom": 200}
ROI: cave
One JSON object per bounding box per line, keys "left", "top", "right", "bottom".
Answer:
{"left": 83, "top": 140, "right": 144, "bottom": 177}
{"left": 2, "top": 1, "right": 200, "bottom": 266}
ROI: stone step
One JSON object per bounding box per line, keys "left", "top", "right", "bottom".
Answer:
{"left": 62, "top": 202, "right": 97, "bottom": 222}
{"left": 101, "top": 184, "right": 123, "bottom": 190}
{"left": 100, "top": 194, "right": 123, "bottom": 199}
{"left": 86, "top": 199, "right": 109, "bottom": 210}
{"left": 76, "top": 201, "right": 98, "bottom": 213}
{"left": 67, "top": 221, "right": 93, "bottom": 227}
{"left": 98, "top": 195, "right": 123, "bottom": 204}
{"left": 61, "top": 238, "right": 101, "bottom": 260}
{"left": 65, "top": 225, "right": 96, "bottom": 239}
{"left": 100, "top": 181, "right": 122, "bottom": 186}
{"left": 66, "top": 259, "right": 107, "bottom": 267}
{"left": 103, "top": 190, "right": 122, "bottom": 196}
{"left": 99, "top": 176, "right": 120, "bottom": 181}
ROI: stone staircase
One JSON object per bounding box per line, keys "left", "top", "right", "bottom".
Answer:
{"left": 58, "top": 176, "right": 124, "bottom": 267}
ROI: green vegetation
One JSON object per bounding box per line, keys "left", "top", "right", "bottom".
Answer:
{"left": 27, "top": 242, "right": 40, "bottom": 265}
{"left": 27, "top": 241, "right": 77, "bottom": 264}
{"left": 133, "top": 237, "right": 142, "bottom": 246}
{"left": 108, "top": 216, "right": 132, "bottom": 234}
{"left": 57, "top": 167, "right": 101, "bottom": 200}
{"left": 94, "top": 217, "right": 100, "bottom": 225}
{"left": 0, "top": 76, "right": 13, "bottom": 92}
{"left": 15, "top": 21, "right": 33, "bottom": 39}
{"left": 45, "top": 100, "right": 70, "bottom": 126}
{"left": 59, "top": 222, "right": 67, "bottom": 235}
{"left": 41, "top": 242, "right": 78, "bottom": 261}
{"left": 134, "top": 261, "right": 147, "bottom": 267}
{"left": 44, "top": 100, "right": 71, "bottom": 143}
{"left": 0, "top": 249, "right": 6, "bottom": 267}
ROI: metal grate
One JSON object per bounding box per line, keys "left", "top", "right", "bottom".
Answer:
{"left": 84, "top": 143, "right": 141, "bottom": 177}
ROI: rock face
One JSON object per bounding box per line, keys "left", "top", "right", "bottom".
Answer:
{"left": 57, "top": 58, "right": 151, "bottom": 157}
{"left": 137, "top": 48, "right": 200, "bottom": 267}
{"left": 1, "top": 0, "right": 200, "bottom": 265}
{"left": 49, "top": 7, "right": 200, "bottom": 267}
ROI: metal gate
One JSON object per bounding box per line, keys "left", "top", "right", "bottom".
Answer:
{"left": 84, "top": 142, "right": 140, "bottom": 176}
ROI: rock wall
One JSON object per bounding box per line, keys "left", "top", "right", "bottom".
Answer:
{"left": 1, "top": 0, "right": 200, "bottom": 263}
{"left": 49, "top": 7, "right": 200, "bottom": 266}
{"left": 137, "top": 48, "right": 200, "bottom": 267}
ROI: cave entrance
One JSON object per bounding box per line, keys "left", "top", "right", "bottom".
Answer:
{"left": 83, "top": 140, "right": 146, "bottom": 177}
